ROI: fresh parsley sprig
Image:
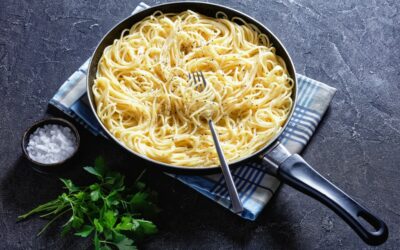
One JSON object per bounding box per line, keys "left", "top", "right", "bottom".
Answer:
{"left": 18, "top": 157, "right": 159, "bottom": 250}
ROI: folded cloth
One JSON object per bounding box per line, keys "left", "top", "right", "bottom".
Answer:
{"left": 49, "top": 2, "right": 336, "bottom": 220}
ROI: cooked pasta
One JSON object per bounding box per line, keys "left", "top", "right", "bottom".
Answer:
{"left": 93, "top": 10, "right": 293, "bottom": 167}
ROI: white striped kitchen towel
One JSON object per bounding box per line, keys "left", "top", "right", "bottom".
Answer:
{"left": 49, "top": 2, "right": 336, "bottom": 220}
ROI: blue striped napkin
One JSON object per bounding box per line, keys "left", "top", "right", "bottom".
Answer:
{"left": 49, "top": 2, "right": 336, "bottom": 220}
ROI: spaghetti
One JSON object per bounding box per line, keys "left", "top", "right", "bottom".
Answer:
{"left": 93, "top": 10, "right": 293, "bottom": 167}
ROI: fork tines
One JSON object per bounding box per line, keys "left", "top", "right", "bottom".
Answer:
{"left": 188, "top": 71, "right": 207, "bottom": 91}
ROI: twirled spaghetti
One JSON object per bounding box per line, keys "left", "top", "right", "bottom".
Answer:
{"left": 93, "top": 10, "right": 293, "bottom": 167}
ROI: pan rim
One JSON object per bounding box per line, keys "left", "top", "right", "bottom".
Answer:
{"left": 87, "top": 1, "right": 298, "bottom": 173}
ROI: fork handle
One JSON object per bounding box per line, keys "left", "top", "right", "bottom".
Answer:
{"left": 208, "top": 120, "right": 244, "bottom": 213}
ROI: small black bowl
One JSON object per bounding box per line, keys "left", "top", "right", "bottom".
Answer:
{"left": 21, "top": 118, "right": 80, "bottom": 174}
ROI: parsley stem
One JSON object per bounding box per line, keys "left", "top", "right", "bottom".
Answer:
{"left": 37, "top": 208, "right": 72, "bottom": 236}
{"left": 134, "top": 169, "right": 147, "bottom": 183}
{"left": 99, "top": 240, "right": 119, "bottom": 248}
{"left": 39, "top": 203, "right": 67, "bottom": 218}
{"left": 99, "top": 240, "right": 113, "bottom": 244}
{"left": 18, "top": 201, "right": 61, "bottom": 220}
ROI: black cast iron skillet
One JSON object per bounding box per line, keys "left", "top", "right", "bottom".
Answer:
{"left": 87, "top": 1, "right": 388, "bottom": 245}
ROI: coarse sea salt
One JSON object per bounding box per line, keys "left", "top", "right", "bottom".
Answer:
{"left": 26, "top": 124, "right": 77, "bottom": 164}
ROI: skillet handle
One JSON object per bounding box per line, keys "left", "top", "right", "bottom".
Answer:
{"left": 276, "top": 154, "right": 388, "bottom": 245}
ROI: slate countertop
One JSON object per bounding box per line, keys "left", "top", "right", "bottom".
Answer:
{"left": 1, "top": 0, "right": 399, "bottom": 249}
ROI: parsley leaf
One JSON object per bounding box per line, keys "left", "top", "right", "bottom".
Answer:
{"left": 94, "top": 218, "right": 104, "bottom": 233}
{"left": 60, "top": 178, "right": 79, "bottom": 193}
{"left": 75, "top": 225, "right": 94, "bottom": 237}
{"left": 103, "top": 210, "right": 117, "bottom": 228}
{"left": 90, "top": 190, "right": 101, "bottom": 202}
{"left": 113, "top": 236, "right": 136, "bottom": 250}
{"left": 116, "top": 216, "right": 133, "bottom": 231}
{"left": 83, "top": 166, "right": 103, "bottom": 180}
{"left": 94, "top": 156, "right": 106, "bottom": 169}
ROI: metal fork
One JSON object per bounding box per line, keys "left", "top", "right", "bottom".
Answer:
{"left": 188, "top": 71, "right": 244, "bottom": 213}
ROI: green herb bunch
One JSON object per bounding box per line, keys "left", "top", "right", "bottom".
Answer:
{"left": 18, "top": 157, "right": 159, "bottom": 250}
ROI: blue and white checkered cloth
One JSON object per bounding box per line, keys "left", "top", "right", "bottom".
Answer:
{"left": 49, "top": 2, "right": 336, "bottom": 220}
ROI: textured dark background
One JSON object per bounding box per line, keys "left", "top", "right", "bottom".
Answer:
{"left": 1, "top": 0, "right": 399, "bottom": 249}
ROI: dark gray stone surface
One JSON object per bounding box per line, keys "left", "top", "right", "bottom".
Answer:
{"left": 0, "top": 0, "right": 399, "bottom": 249}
